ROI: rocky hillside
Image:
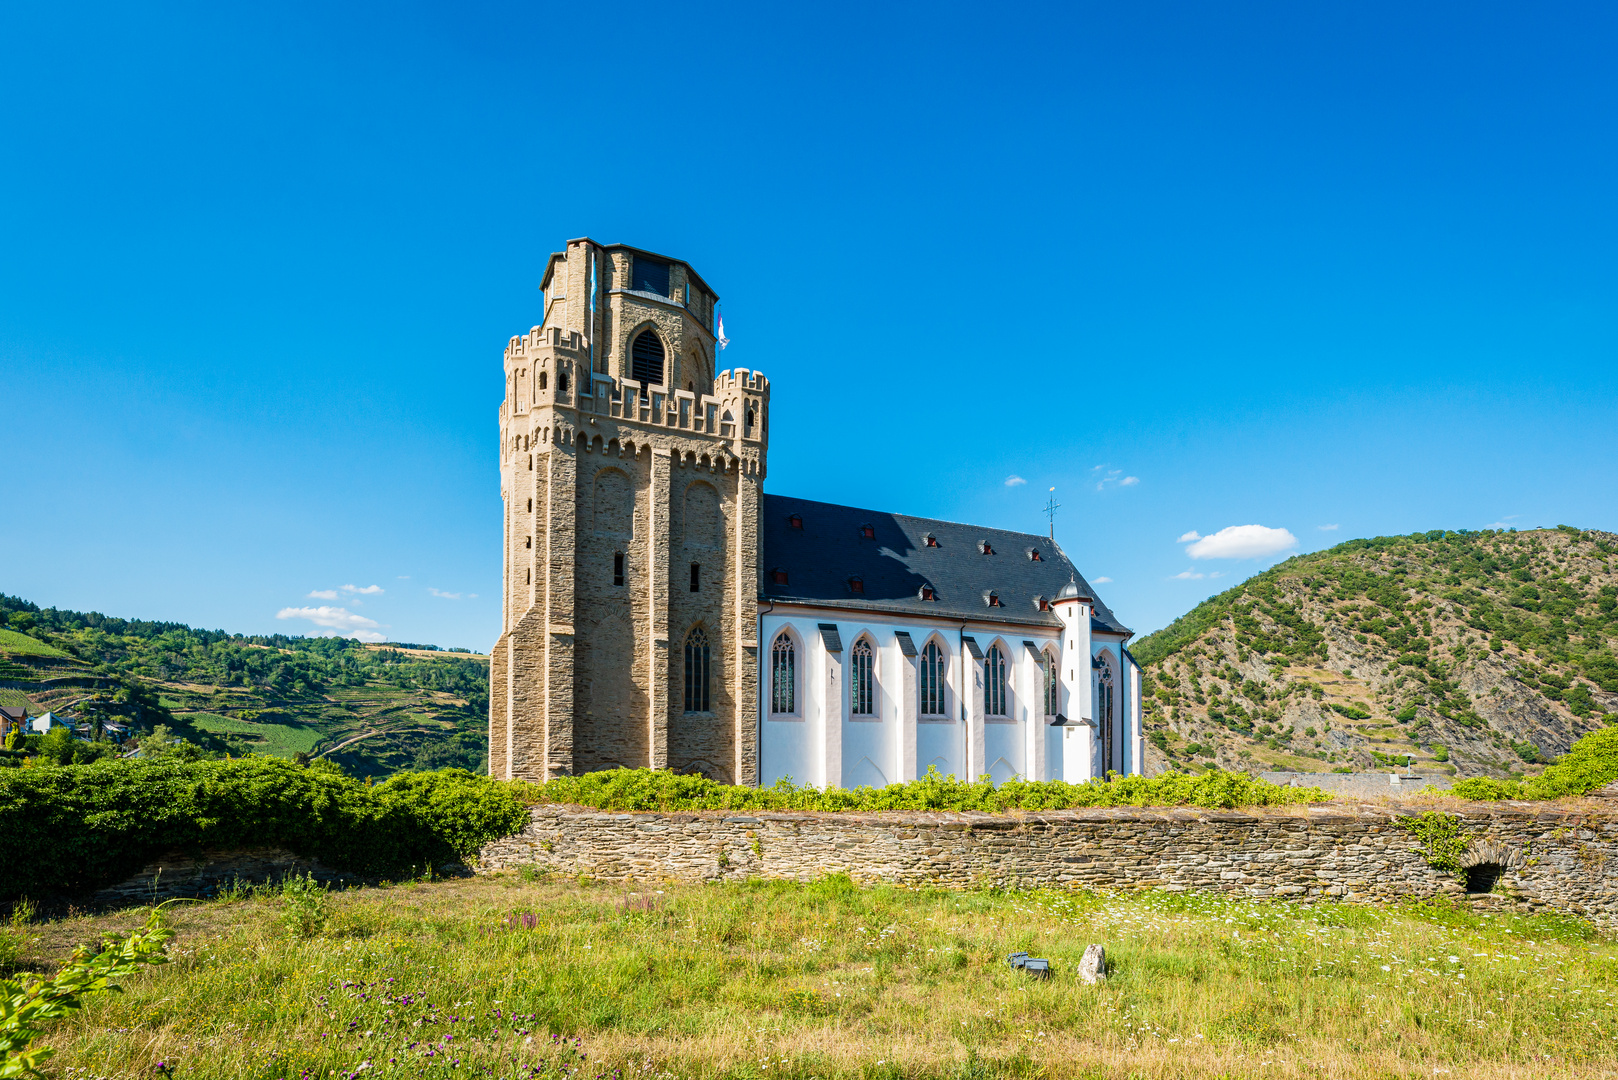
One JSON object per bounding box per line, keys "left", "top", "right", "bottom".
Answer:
{"left": 1132, "top": 527, "right": 1618, "bottom": 779}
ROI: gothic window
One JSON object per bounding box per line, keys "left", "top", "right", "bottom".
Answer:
{"left": 985, "top": 645, "right": 1008, "bottom": 717}
{"left": 851, "top": 639, "right": 876, "bottom": 717}
{"left": 1096, "top": 659, "right": 1116, "bottom": 775}
{"left": 1042, "top": 649, "right": 1059, "bottom": 717}
{"left": 632, "top": 330, "right": 665, "bottom": 386}
{"left": 771, "top": 633, "right": 796, "bottom": 714}
{"left": 919, "top": 640, "right": 946, "bottom": 717}
{"left": 684, "top": 628, "right": 711, "bottom": 713}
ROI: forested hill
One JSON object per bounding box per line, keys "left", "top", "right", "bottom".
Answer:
{"left": 1130, "top": 527, "right": 1618, "bottom": 779}
{"left": 0, "top": 594, "right": 488, "bottom": 776}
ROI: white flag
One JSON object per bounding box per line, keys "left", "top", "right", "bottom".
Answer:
{"left": 716, "top": 313, "right": 729, "bottom": 350}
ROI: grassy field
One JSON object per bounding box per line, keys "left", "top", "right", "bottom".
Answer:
{"left": 12, "top": 875, "right": 1616, "bottom": 1079}
{"left": 0, "top": 627, "right": 69, "bottom": 657}
{"left": 177, "top": 710, "right": 325, "bottom": 756}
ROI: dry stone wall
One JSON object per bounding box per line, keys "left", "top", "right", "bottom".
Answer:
{"left": 479, "top": 802, "right": 1618, "bottom": 926}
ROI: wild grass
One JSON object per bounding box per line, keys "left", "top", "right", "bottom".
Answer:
{"left": 18, "top": 874, "right": 1618, "bottom": 1079}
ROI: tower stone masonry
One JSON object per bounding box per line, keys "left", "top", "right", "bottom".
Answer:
{"left": 490, "top": 239, "right": 767, "bottom": 784}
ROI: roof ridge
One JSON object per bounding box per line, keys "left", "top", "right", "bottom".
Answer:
{"left": 763, "top": 493, "right": 1059, "bottom": 546}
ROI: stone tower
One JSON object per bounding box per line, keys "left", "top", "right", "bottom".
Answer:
{"left": 490, "top": 239, "right": 769, "bottom": 785}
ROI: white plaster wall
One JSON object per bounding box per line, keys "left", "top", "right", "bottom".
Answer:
{"left": 760, "top": 609, "right": 1059, "bottom": 787}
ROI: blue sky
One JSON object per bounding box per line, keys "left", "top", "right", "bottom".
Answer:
{"left": 2, "top": 1, "right": 1615, "bottom": 650}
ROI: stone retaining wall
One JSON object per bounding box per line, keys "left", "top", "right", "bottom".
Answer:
{"left": 478, "top": 802, "right": 1618, "bottom": 926}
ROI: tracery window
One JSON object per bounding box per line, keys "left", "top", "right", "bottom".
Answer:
{"left": 770, "top": 633, "right": 796, "bottom": 715}
{"left": 851, "top": 639, "right": 876, "bottom": 717}
{"left": 1096, "top": 659, "right": 1116, "bottom": 774}
{"left": 985, "top": 645, "right": 1008, "bottom": 717}
{"left": 1042, "top": 649, "right": 1059, "bottom": 717}
{"left": 919, "top": 640, "right": 946, "bottom": 717}
{"left": 684, "top": 628, "right": 711, "bottom": 713}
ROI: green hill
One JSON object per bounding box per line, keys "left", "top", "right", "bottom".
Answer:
{"left": 0, "top": 594, "right": 488, "bottom": 776}
{"left": 1131, "top": 526, "right": 1618, "bottom": 779}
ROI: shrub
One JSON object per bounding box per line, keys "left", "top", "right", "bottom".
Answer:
{"left": 0, "top": 759, "right": 528, "bottom": 900}
{"left": 1451, "top": 727, "right": 1618, "bottom": 801}
{"left": 279, "top": 873, "right": 331, "bottom": 937}
{"left": 1329, "top": 703, "right": 1372, "bottom": 721}
{"left": 517, "top": 766, "right": 1330, "bottom": 815}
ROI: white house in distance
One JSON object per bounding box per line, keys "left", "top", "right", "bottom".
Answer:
{"left": 758, "top": 495, "right": 1143, "bottom": 789}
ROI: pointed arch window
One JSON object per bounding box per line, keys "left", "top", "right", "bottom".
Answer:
{"left": 919, "top": 640, "right": 946, "bottom": 717}
{"left": 851, "top": 638, "right": 876, "bottom": 717}
{"left": 684, "top": 628, "right": 711, "bottom": 713}
{"left": 985, "top": 645, "right": 1008, "bottom": 717}
{"left": 1042, "top": 649, "right": 1059, "bottom": 717}
{"left": 632, "top": 330, "right": 665, "bottom": 386}
{"left": 1096, "top": 658, "right": 1116, "bottom": 774}
{"left": 770, "top": 632, "right": 796, "bottom": 715}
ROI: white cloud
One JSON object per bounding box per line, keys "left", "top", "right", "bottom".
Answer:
{"left": 1177, "top": 530, "right": 1202, "bottom": 543}
{"left": 275, "top": 606, "right": 383, "bottom": 641}
{"left": 1004, "top": 475, "right": 1027, "bottom": 487}
{"left": 428, "top": 588, "right": 463, "bottom": 600}
{"left": 1185, "top": 525, "right": 1298, "bottom": 560}
{"left": 1092, "top": 576, "right": 1112, "bottom": 584}
{"left": 341, "top": 584, "right": 384, "bottom": 595}
{"left": 1171, "top": 569, "right": 1206, "bottom": 580}
{"left": 1090, "top": 465, "right": 1138, "bottom": 492}
{"left": 1317, "top": 523, "right": 1340, "bottom": 532}
{"left": 306, "top": 589, "right": 338, "bottom": 600}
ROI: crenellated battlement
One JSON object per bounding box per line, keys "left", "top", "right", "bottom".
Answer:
{"left": 505, "top": 326, "right": 585, "bottom": 367}
{"left": 715, "top": 368, "right": 769, "bottom": 395}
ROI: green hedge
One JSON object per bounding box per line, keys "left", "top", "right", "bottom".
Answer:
{"left": 1451, "top": 727, "right": 1618, "bottom": 802}
{"left": 518, "top": 767, "right": 1331, "bottom": 814}
{"left": 0, "top": 759, "right": 527, "bottom": 901}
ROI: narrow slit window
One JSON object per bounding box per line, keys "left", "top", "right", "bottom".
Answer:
{"left": 613, "top": 552, "right": 625, "bottom": 587}
{"left": 690, "top": 563, "right": 701, "bottom": 592}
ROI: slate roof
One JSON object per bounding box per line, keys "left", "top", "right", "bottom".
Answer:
{"left": 760, "top": 494, "right": 1130, "bottom": 636}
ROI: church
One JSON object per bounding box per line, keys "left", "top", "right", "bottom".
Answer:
{"left": 490, "top": 238, "right": 1143, "bottom": 789}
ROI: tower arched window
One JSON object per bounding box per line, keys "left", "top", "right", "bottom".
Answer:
{"left": 771, "top": 633, "right": 796, "bottom": 715}
{"left": 539, "top": 371, "right": 548, "bottom": 390}
{"left": 632, "top": 330, "right": 665, "bottom": 386}
{"left": 919, "top": 640, "right": 946, "bottom": 717}
{"left": 851, "top": 639, "right": 876, "bottom": 717}
{"left": 986, "top": 645, "right": 1008, "bottom": 717}
{"left": 684, "top": 627, "right": 711, "bottom": 713}
{"left": 1042, "top": 649, "right": 1059, "bottom": 717}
